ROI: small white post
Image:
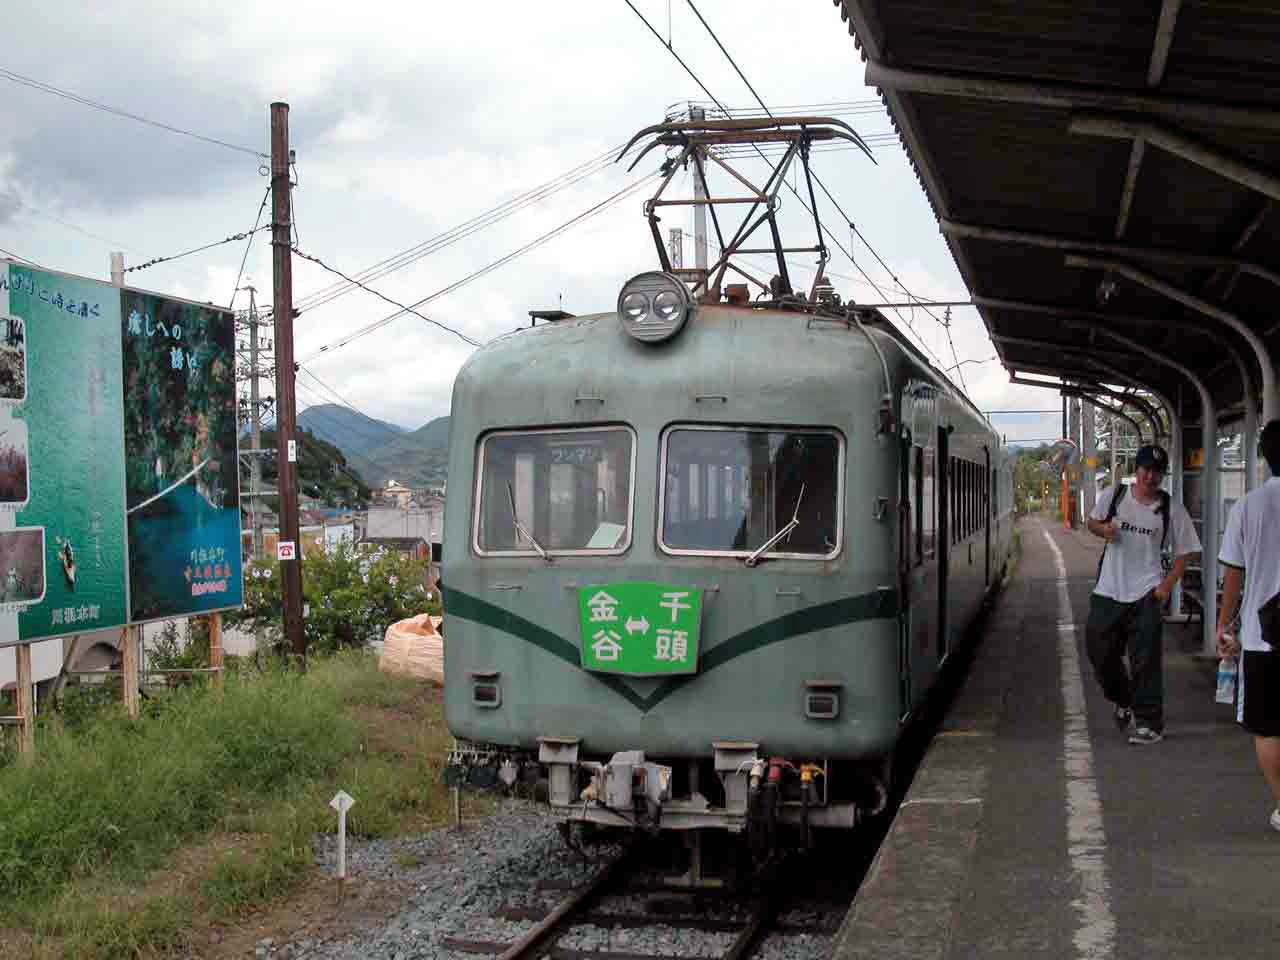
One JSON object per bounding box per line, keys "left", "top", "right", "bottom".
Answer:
{"left": 329, "top": 790, "right": 354, "bottom": 881}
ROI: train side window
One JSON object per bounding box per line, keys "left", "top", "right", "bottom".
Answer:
{"left": 922, "top": 447, "right": 935, "bottom": 558}
{"left": 474, "top": 425, "right": 635, "bottom": 556}
{"left": 913, "top": 445, "right": 923, "bottom": 564}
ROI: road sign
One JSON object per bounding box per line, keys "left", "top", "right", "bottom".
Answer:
{"left": 287, "top": 439, "right": 297, "bottom": 462}
{"left": 277, "top": 540, "right": 296, "bottom": 561}
{"left": 578, "top": 582, "right": 703, "bottom": 676}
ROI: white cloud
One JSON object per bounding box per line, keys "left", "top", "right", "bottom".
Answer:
{"left": 0, "top": 0, "right": 1040, "bottom": 434}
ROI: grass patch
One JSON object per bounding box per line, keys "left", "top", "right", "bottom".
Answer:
{"left": 0, "top": 651, "right": 461, "bottom": 958}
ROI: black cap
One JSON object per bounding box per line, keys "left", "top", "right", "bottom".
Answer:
{"left": 1135, "top": 444, "right": 1169, "bottom": 472}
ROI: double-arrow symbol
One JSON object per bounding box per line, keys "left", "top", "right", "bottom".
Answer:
{"left": 625, "top": 615, "right": 650, "bottom": 636}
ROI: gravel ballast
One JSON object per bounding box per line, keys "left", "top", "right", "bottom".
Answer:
{"left": 254, "top": 801, "right": 839, "bottom": 960}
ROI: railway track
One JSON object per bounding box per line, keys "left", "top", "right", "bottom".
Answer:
{"left": 440, "top": 846, "right": 846, "bottom": 960}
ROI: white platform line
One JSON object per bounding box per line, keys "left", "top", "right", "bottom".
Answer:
{"left": 1042, "top": 522, "right": 1116, "bottom": 959}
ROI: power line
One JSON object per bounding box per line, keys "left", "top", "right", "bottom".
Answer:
{"left": 637, "top": 1, "right": 951, "bottom": 372}
{"left": 123, "top": 224, "right": 272, "bottom": 274}
{"left": 682, "top": 0, "right": 945, "bottom": 328}
{"left": 291, "top": 246, "right": 482, "bottom": 347}
{"left": 230, "top": 186, "right": 272, "bottom": 309}
{"left": 293, "top": 141, "right": 627, "bottom": 315}
{"left": 0, "top": 247, "right": 39, "bottom": 266}
{"left": 299, "top": 172, "right": 659, "bottom": 365}
{"left": 0, "top": 66, "right": 267, "bottom": 158}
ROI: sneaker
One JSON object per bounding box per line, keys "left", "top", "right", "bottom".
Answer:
{"left": 1128, "top": 726, "right": 1164, "bottom": 745}
{"left": 1270, "top": 808, "right": 1280, "bottom": 834}
{"left": 1114, "top": 706, "right": 1133, "bottom": 731}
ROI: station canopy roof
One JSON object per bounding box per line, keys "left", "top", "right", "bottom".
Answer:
{"left": 835, "top": 0, "right": 1280, "bottom": 428}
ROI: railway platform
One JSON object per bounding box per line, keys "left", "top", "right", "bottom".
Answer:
{"left": 834, "top": 516, "right": 1278, "bottom": 959}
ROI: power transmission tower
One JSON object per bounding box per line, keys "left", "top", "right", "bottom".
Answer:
{"left": 236, "top": 285, "right": 274, "bottom": 559}
{"left": 271, "top": 101, "right": 305, "bottom": 662}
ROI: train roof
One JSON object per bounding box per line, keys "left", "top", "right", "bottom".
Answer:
{"left": 456, "top": 304, "right": 997, "bottom": 439}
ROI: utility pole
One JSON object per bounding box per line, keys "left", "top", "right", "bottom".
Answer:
{"left": 668, "top": 227, "right": 684, "bottom": 269}
{"left": 271, "top": 101, "right": 305, "bottom": 662}
{"left": 246, "top": 287, "right": 264, "bottom": 558}
{"left": 689, "top": 106, "right": 708, "bottom": 277}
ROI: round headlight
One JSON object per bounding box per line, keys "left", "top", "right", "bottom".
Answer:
{"left": 653, "top": 289, "right": 683, "bottom": 321}
{"left": 616, "top": 272, "right": 691, "bottom": 343}
{"left": 621, "top": 291, "right": 650, "bottom": 322}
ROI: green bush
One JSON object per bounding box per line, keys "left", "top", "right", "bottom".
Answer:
{"left": 227, "top": 540, "right": 441, "bottom": 654}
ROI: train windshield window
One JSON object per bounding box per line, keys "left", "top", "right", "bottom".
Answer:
{"left": 660, "top": 426, "right": 842, "bottom": 559}
{"left": 474, "top": 427, "right": 634, "bottom": 555}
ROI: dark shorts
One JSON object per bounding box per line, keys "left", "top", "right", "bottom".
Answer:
{"left": 1242, "top": 651, "right": 1280, "bottom": 737}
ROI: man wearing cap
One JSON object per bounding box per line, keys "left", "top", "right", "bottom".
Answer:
{"left": 1215, "top": 419, "right": 1280, "bottom": 832}
{"left": 1086, "top": 443, "right": 1201, "bottom": 744}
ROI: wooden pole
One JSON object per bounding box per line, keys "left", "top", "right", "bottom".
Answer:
{"left": 15, "top": 643, "right": 33, "bottom": 758}
{"left": 121, "top": 626, "right": 140, "bottom": 719}
{"left": 209, "top": 613, "right": 223, "bottom": 680}
{"left": 271, "top": 101, "right": 305, "bottom": 664}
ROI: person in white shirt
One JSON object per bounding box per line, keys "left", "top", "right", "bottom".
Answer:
{"left": 1086, "top": 444, "right": 1201, "bottom": 745}
{"left": 1216, "top": 419, "right": 1280, "bottom": 833}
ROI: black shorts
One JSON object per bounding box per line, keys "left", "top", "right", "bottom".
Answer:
{"left": 1242, "top": 651, "right": 1280, "bottom": 737}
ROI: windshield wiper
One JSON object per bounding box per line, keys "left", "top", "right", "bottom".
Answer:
{"left": 745, "top": 483, "right": 805, "bottom": 567}
{"left": 507, "top": 482, "right": 552, "bottom": 562}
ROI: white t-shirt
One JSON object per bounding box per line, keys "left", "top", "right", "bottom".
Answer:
{"left": 1090, "top": 484, "right": 1202, "bottom": 602}
{"left": 1218, "top": 476, "right": 1280, "bottom": 653}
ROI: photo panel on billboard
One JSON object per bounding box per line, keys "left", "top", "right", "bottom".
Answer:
{"left": 0, "top": 264, "right": 129, "bottom": 645}
{"left": 122, "top": 291, "right": 243, "bottom": 622}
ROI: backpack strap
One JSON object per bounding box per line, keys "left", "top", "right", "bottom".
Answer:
{"left": 1096, "top": 484, "right": 1127, "bottom": 583}
{"left": 1104, "top": 483, "right": 1127, "bottom": 522}
{"left": 1158, "top": 490, "right": 1171, "bottom": 551}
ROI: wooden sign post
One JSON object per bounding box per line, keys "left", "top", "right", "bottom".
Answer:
{"left": 121, "top": 626, "right": 140, "bottom": 719}
{"left": 15, "top": 643, "right": 33, "bottom": 758}
{"left": 209, "top": 613, "right": 224, "bottom": 680}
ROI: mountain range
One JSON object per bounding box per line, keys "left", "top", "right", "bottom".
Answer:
{"left": 297, "top": 404, "right": 450, "bottom": 489}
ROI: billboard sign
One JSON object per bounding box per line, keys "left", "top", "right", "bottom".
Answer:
{"left": 0, "top": 260, "right": 242, "bottom": 647}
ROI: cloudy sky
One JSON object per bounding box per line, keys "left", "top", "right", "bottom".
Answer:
{"left": 0, "top": 0, "right": 1066, "bottom": 444}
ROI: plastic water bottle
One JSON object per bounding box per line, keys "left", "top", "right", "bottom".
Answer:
{"left": 1216, "top": 654, "right": 1238, "bottom": 705}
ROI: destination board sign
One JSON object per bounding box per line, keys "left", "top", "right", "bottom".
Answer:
{"left": 577, "top": 581, "right": 703, "bottom": 676}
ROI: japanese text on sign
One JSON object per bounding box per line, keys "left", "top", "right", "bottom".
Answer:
{"left": 578, "top": 582, "right": 702, "bottom": 676}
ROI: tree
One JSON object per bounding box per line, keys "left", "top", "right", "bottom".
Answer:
{"left": 226, "top": 541, "right": 440, "bottom": 655}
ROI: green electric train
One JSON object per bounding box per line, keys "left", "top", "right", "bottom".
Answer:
{"left": 441, "top": 268, "right": 1014, "bottom": 851}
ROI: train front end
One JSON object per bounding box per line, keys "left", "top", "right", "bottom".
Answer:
{"left": 442, "top": 272, "right": 904, "bottom": 845}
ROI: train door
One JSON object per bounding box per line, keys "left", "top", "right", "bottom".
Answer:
{"left": 936, "top": 425, "right": 950, "bottom": 661}
{"left": 983, "top": 446, "right": 992, "bottom": 589}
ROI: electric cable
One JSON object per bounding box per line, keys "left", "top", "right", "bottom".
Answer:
{"left": 291, "top": 246, "right": 482, "bottom": 347}
{"left": 0, "top": 247, "right": 39, "bottom": 265}
{"left": 682, "top": 0, "right": 945, "bottom": 327}
{"left": 298, "top": 172, "right": 659, "bottom": 364}
{"left": 0, "top": 66, "right": 266, "bottom": 158}
{"left": 627, "top": 1, "right": 953, "bottom": 373}
{"left": 123, "top": 224, "right": 272, "bottom": 274}
{"left": 230, "top": 185, "right": 272, "bottom": 310}
{"left": 293, "top": 141, "right": 628, "bottom": 314}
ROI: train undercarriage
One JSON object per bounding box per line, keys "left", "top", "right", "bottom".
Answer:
{"left": 445, "top": 736, "right": 891, "bottom": 879}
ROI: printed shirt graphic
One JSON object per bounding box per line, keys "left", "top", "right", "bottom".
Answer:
{"left": 1091, "top": 485, "right": 1201, "bottom": 602}
{"left": 1218, "top": 476, "right": 1280, "bottom": 653}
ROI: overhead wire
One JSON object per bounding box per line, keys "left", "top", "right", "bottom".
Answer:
{"left": 291, "top": 246, "right": 483, "bottom": 347}
{"left": 682, "top": 0, "right": 947, "bottom": 328}
{"left": 0, "top": 247, "right": 39, "bottom": 265}
{"left": 0, "top": 66, "right": 267, "bottom": 158}
{"left": 625, "top": 1, "right": 948, "bottom": 369}
{"left": 123, "top": 224, "right": 272, "bottom": 274}
{"left": 230, "top": 185, "right": 272, "bottom": 310}
{"left": 298, "top": 172, "right": 659, "bottom": 364}
{"left": 655, "top": 0, "right": 954, "bottom": 374}
{"left": 292, "top": 141, "right": 629, "bottom": 315}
